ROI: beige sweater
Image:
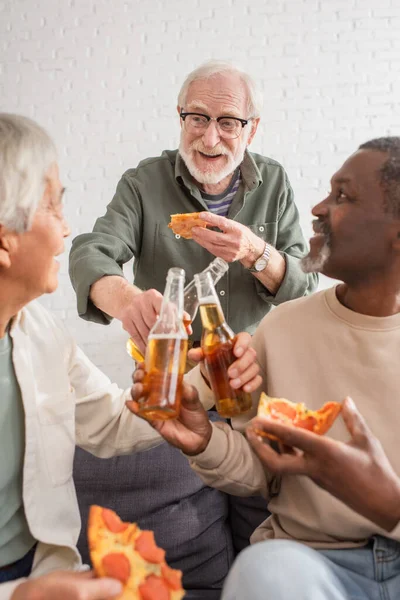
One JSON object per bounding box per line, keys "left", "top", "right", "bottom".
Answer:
{"left": 188, "top": 286, "right": 400, "bottom": 548}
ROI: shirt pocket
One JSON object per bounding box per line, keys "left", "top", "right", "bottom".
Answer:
{"left": 247, "top": 222, "right": 278, "bottom": 246}
{"left": 38, "top": 394, "right": 76, "bottom": 487}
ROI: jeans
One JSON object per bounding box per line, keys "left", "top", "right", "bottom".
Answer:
{"left": 0, "top": 543, "right": 36, "bottom": 583}
{"left": 221, "top": 536, "right": 400, "bottom": 600}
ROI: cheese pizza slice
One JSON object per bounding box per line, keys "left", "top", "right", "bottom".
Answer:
{"left": 168, "top": 212, "right": 209, "bottom": 239}
{"left": 88, "top": 505, "right": 185, "bottom": 600}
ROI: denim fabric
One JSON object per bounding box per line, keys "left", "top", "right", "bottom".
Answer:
{"left": 221, "top": 536, "right": 400, "bottom": 600}
{"left": 0, "top": 543, "right": 36, "bottom": 583}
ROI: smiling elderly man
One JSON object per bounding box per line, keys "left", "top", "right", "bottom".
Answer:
{"left": 130, "top": 138, "right": 400, "bottom": 600}
{"left": 68, "top": 60, "right": 317, "bottom": 569}
{"left": 69, "top": 59, "right": 317, "bottom": 353}
{"left": 0, "top": 113, "right": 260, "bottom": 600}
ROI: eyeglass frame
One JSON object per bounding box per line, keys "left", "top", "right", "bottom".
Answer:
{"left": 180, "top": 110, "right": 250, "bottom": 139}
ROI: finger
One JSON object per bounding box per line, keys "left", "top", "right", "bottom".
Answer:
{"left": 228, "top": 345, "right": 256, "bottom": 377}
{"left": 198, "top": 211, "right": 236, "bottom": 233}
{"left": 180, "top": 382, "right": 201, "bottom": 407}
{"left": 81, "top": 577, "right": 123, "bottom": 600}
{"left": 125, "top": 398, "right": 140, "bottom": 415}
{"left": 192, "top": 227, "right": 230, "bottom": 246}
{"left": 232, "top": 332, "right": 252, "bottom": 358}
{"left": 246, "top": 426, "right": 308, "bottom": 475}
{"left": 341, "top": 396, "right": 372, "bottom": 441}
{"left": 129, "top": 382, "right": 144, "bottom": 402}
{"left": 231, "top": 364, "right": 261, "bottom": 392}
{"left": 187, "top": 347, "right": 204, "bottom": 363}
{"left": 250, "top": 417, "right": 324, "bottom": 454}
{"left": 132, "top": 367, "right": 146, "bottom": 383}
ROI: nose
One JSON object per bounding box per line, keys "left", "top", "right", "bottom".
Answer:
{"left": 63, "top": 217, "right": 71, "bottom": 238}
{"left": 202, "top": 120, "right": 221, "bottom": 148}
{"left": 312, "top": 196, "right": 329, "bottom": 217}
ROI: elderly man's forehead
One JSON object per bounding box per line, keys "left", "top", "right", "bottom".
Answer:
{"left": 331, "top": 149, "right": 388, "bottom": 187}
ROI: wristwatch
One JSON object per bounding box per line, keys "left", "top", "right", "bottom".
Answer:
{"left": 248, "top": 242, "right": 271, "bottom": 273}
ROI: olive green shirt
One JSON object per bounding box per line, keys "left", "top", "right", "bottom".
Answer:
{"left": 69, "top": 150, "right": 318, "bottom": 340}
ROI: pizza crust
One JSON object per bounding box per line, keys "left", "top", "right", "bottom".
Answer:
{"left": 168, "top": 212, "right": 209, "bottom": 239}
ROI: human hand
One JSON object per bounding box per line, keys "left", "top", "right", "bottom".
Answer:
{"left": 191, "top": 212, "right": 265, "bottom": 268}
{"left": 246, "top": 397, "right": 400, "bottom": 531}
{"left": 11, "top": 570, "right": 122, "bottom": 600}
{"left": 118, "top": 287, "right": 163, "bottom": 356}
{"left": 188, "top": 332, "right": 262, "bottom": 393}
{"left": 127, "top": 369, "right": 213, "bottom": 456}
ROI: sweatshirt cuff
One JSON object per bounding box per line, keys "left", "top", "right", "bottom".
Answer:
{"left": 185, "top": 422, "right": 229, "bottom": 470}
{"left": 184, "top": 365, "right": 215, "bottom": 411}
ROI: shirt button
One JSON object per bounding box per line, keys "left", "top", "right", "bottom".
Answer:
{"left": 175, "top": 234, "right": 181, "bottom": 239}
{"left": 219, "top": 290, "right": 225, "bottom": 296}
{"left": 259, "top": 226, "right": 265, "bottom": 232}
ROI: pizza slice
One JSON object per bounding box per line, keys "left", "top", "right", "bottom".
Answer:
{"left": 168, "top": 212, "right": 209, "bottom": 239}
{"left": 88, "top": 505, "right": 185, "bottom": 600}
{"left": 257, "top": 392, "right": 342, "bottom": 439}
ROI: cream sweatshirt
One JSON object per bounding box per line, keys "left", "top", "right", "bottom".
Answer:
{"left": 187, "top": 286, "right": 400, "bottom": 548}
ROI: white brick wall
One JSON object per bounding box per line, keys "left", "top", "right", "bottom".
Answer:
{"left": 1, "top": 0, "right": 400, "bottom": 386}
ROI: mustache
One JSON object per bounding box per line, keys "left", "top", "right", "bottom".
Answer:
{"left": 312, "top": 220, "right": 331, "bottom": 237}
{"left": 189, "top": 139, "right": 230, "bottom": 157}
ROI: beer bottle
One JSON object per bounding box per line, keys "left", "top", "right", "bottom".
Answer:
{"left": 126, "top": 257, "right": 229, "bottom": 362}
{"left": 138, "top": 267, "right": 188, "bottom": 421}
{"left": 194, "top": 271, "right": 252, "bottom": 418}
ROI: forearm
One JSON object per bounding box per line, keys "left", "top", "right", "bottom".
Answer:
{"left": 90, "top": 275, "right": 141, "bottom": 320}
{"left": 252, "top": 247, "right": 286, "bottom": 295}
{"left": 187, "top": 422, "right": 270, "bottom": 498}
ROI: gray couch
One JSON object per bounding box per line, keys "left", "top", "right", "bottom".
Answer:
{"left": 73, "top": 413, "right": 268, "bottom": 599}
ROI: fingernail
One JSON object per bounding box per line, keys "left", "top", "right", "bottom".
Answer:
{"left": 231, "top": 378, "right": 241, "bottom": 388}
{"left": 235, "top": 346, "right": 244, "bottom": 357}
{"left": 229, "top": 368, "right": 238, "bottom": 378}
{"left": 107, "top": 581, "right": 123, "bottom": 594}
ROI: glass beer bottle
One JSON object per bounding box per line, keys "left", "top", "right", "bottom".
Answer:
{"left": 126, "top": 257, "right": 229, "bottom": 362}
{"left": 194, "top": 271, "right": 252, "bottom": 418}
{"left": 138, "top": 267, "right": 188, "bottom": 420}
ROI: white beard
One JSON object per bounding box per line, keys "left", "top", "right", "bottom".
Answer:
{"left": 179, "top": 131, "right": 249, "bottom": 185}
{"left": 301, "top": 239, "right": 331, "bottom": 273}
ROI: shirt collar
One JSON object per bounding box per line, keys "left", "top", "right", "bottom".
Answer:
{"left": 175, "top": 149, "right": 262, "bottom": 194}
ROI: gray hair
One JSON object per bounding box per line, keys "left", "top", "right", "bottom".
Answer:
{"left": 359, "top": 137, "right": 400, "bottom": 219}
{"left": 177, "top": 60, "right": 263, "bottom": 119}
{"left": 0, "top": 113, "right": 57, "bottom": 233}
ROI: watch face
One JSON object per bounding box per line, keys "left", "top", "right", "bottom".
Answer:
{"left": 255, "top": 258, "right": 268, "bottom": 272}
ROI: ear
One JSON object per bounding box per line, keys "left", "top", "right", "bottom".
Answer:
{"left": 247, "top": 117, "right": 260, "bottom": 146}
{"left": 0, "top": 225, "right": 19, "bottom": 269}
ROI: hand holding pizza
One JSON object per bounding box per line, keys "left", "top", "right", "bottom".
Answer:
{"left": 11, "top": 570, "right": 123, "bottom": 600}
{"left": 247, "top": 396, "right": 400, "bottom": 531}
{"left": 190, "top": 211, "right": 266, "bottom": 267}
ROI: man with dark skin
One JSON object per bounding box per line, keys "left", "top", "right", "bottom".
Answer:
{"left": 129, "top": 138, "right": 400, "bottom": 600}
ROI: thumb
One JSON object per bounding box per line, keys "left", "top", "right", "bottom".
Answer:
{"left": 180, "top": 382, "right": 202, "bottom": 411}
{"left": 341, "top": 396, "right": 371, "bottom": 440}
{"left": 85, "top": 577, "right": 123, "bottom": 600}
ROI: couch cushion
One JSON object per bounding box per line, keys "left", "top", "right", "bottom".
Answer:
{"left": 73, "top": 426, "right": 234, "bottom": 594}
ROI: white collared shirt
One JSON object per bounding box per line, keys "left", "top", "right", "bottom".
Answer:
{"left": 1, "top": 301, "right": 162, "bottom": 599}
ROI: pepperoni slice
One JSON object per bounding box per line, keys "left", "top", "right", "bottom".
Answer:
{"left": 102, "top": 552, "right": 130, "bottom": 584}
{"left": 135, "top": 531, "right": 165, "bottom": 563}
{"left": 102, "top": 508, "right": 129, "bottom": 533}
{"left": 139, "top": 575, "right": 170, "bottom": 600}
{"left": 161, "top": 562, "right": 183, "bottom": 590}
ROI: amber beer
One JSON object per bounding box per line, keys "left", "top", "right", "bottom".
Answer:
{"left": 199, "top": 302, "right": 252, "bottom": 418}
{"left": 126, "top": 258, "right": 229, "bottom": 364}
{"left": 138, "top": 336, "right": 188, "bottom": 420}
{"left": 137, "top": 267, "right": 188, "bottom": 420}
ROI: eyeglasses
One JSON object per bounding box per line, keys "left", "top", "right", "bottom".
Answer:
{"left": 180, "top": 110, "right": 250, "bottom": 140}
